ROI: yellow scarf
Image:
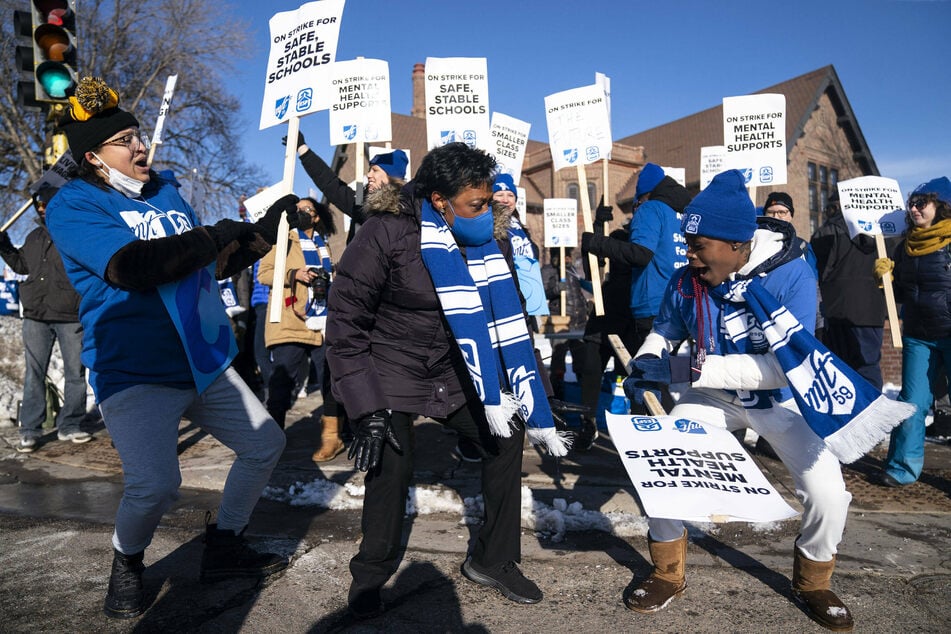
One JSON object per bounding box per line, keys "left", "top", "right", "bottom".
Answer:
{"left": 905, "top": 219, "right": 951, "bottom": 256}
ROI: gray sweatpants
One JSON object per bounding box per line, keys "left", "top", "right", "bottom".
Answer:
{"left": 98, "top": 367, "right": 286, "bottom": 554}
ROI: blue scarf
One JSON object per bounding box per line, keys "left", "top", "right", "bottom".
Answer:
{"left": 716, "top": 278, "right": 914, "bottom": 463}
{"left": 298, "top": 229, "right": 333, "bottom": 330}
{"left": 419, "top": 200, "right": 567, "bottom": 456}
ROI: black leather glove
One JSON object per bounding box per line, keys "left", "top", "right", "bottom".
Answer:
{"left": 205, "top": 219, "right": 256, "bottom": 251}
{"left": 255, "top": 194, "right": 299, "bottom": 244}
{"left": 0, "top": 230, "right": 14, "bottom": 252}
{"left": 281, "top": 132, "right": 306, "bottom": 149}
{"left": 581, "top": 232, "right": 595, "bottom": 256}
{"left": 348, "top": 410, "right": 402, "bottom": 472}
{"left": 594, "top": 205, "right": 614, "bottom": 224}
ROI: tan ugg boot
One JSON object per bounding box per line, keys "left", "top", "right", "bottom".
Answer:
{"left": 624, "top": 529, "right": 687, "bottom": 613}
{"left": 791, "top": 545, "right": 854, "bottom": 631}
{"left": 311, "top": 415, "right": 345, "bottom": 462}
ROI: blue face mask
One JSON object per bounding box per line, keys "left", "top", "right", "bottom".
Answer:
{"left": 447, "top": 200, "right": 494, "bottom": 246}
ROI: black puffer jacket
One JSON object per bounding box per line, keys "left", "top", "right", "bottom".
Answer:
{"left": 326, "top": 183, "right": 486, "bottom": 421}
{"left": 810, "top": 212, "right": 886, "bottom": 326}
{"left": 0, "top": 220, "right": 80, "bottom": 321}
{"left": 892, "top": 235, "right": 951, "bottom": 340}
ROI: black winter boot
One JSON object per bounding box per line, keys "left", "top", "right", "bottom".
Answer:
{"left": 103, "top": 549, "right": 145, "bottom": 619}
{"left": 200, "top": 523, "right": 288, "bottom": 583}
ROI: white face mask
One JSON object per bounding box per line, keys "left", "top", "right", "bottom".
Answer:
{"left": 91, "top": 152, "right": 145, "bottom": 198}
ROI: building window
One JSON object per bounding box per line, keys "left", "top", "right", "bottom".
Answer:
{"left": 566, "top": 182, "right": 597, "bottom": 209}
{"left": 809, "top": 160, "right": 838, "bottom": 215}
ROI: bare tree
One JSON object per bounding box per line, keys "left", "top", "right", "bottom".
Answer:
{"left": 0, "top": 0, "right": 265, "bottom": 241}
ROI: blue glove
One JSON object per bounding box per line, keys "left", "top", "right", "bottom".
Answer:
{"left": 627, "top": 349, "right": 697, "bottom": 384}
{"left": 623, "top": 376, "right": 662, "bottom": 408}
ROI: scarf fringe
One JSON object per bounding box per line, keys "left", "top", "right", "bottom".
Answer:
{"left": 485, "top": 391, "right": 522, "bottom": 437}
{"left": 823, "top": 396, "right": 916, "bottom": 464}
{"left": 527, "top": 427, "right": 571, "bottom": 457}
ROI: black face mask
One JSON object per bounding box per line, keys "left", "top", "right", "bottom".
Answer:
{"left": 296, "top": 214, "right": 315, "bottom": 231}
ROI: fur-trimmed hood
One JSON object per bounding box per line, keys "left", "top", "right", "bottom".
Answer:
{"left": 493, "top": 202, "right": 515, "bottom": 241}
{"left": 363, "top": 181, "right": 403, "bottom": 215}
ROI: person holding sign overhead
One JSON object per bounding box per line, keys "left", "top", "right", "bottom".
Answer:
{"left": 45, "top": 76, "right": 298, "bottom": 619}
{"left": 326, "top": 142, "right": 567, "bottom": 618}
{"left": 622, "top": 170, "right": 854, "bottom": 631}
{"left": 287, "top": 131, "right": 408, "bottom": 242}
{"left": 874, "top": 177, "right": 951, "bottom": 487}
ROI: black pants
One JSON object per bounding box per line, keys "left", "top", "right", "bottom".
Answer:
{"left": 266, "top": 342, "right": 325, "bottom": 427}
{"left": 348, "top": 404, "right": 525, "bottom": 603}
{"left": 579, "top": 316, "right": 654, "bottom": 415}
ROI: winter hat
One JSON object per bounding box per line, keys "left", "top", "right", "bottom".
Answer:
{"left": 493, "top": 173, "right": 518, "bottom": 199}
{"left": 763, "top": 191, "right": 795, "bottom": 216}
{"left": 635, "top": 163, "right": 665, "bottom": 198}
{"left": 60, "top": 77, "right": 140, "bottom": 159}
{"left": 682, "top": 169, "right": 757, "bottom": 242}
{"left": 32, "top": 186, "right": 57, "bottom": 207}
{"left": 912, "top": 177, "right": 951, "bottom": 206}
{"left": 369, "top": 149, "right": 409, "bottom": 179}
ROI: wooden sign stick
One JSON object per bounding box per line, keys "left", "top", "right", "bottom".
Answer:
{"left": 576, "top": 164, "right": 605, "bottom": 316}
{"left": 875, "top": 233, "right": 903, "bottom": 348}
{"left": 268, "top": 115, "right": 300, "bottom": 323}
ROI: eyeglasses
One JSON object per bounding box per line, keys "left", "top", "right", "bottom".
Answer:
{"left": 909, "top": 197, "right": 931, "bottom": 210}
{"left": 765, "top": 207, "right": 792, "bottom": 218}
{"left": 298, "top": 206, "right": 316, "bottom": 214}
{"left": 102, "top": 131, "right": 150, "bottom": 151}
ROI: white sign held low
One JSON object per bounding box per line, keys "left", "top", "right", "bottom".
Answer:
{"left": 700, "top": 145, "right": 727, "bottom": 190}
{"left": 606, "top": 412, "right": 798, "bottom": 523}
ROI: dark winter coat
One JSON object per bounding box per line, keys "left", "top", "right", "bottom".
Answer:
{"left": 810, "top": 213, "right": 886, "bottom": 326}
{"left": 326, "top": 184, "right": 519, "bottom": 422}
{"left": 299, "top": 148, "right": 369, "bottom": 244}
{"left": 0, "top": 220, "right": 80, "bottom": 322}
{"left": 892, "top": 235, "right": 951, "bottom": 340}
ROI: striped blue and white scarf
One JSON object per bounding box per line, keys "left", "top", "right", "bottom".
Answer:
{"left": 717, "top": 278, "right": 914, "bottom": 463}
{"left": 298, "top": 229, "right": 333, "bottom": 331}
{"left": 419, "top": 199, "right": 568, "bottom": 456}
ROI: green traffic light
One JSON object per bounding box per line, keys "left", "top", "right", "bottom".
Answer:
{"left": 36, "top": 62, "right": 73, "bottom": 98}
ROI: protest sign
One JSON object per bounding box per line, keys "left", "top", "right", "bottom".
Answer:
{"left": 328, "top": 58, "right": 391, "bottom": 145}
{"left": 259, "top": 0, "right": 346, "bottom": 129}
{"left": 243, "top": 182, "right": 286, "bottom": 222}
{"left": 606, "top": 412, "right": 799, "bottom": 523}
{"left": 544, "top": 84, "right": 612, "bottom": 172}
{"left": 424, "top": 57, "right": 489, "bottom": 150}
{"left": 543, "top": 199, "right": 578, "bottom": 248}
{"left": 837, "top": 176, "right": 907, "bottom": 239}
{"left": 489, "top": 112, "right": 530, "bottom": 183}
{"left": 722, "top": 94, "right": 787, "bottom": 187}
{"left": 837, "top": 176, "right": 907, "bottom": 346}
{"left": 700, "top": 145, "right": 727, "bottom": 190}
{"left": 662, "top": 167, "right": 686, "bottom": 188}
{"left": 147, "top": 74, "right": 178, "bottom": 165}
{"left": 516, "top": 187, "right": 526, "bottom": 219}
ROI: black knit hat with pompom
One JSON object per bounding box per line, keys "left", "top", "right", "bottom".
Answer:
{"left": 60, "top": 76, "right": 139, "bottom": 159}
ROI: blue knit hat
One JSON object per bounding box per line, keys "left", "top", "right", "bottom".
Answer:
{"left": 493, "top": 173, "right": 518, "bottom": 199}
{"left": 635, "top": 163, "right": 665, "bottom": 198}
{"left": 369, "top": 149, "right": 409, "bottom": 179}
{"left": 682, "top": 170, "right": 757, "bottom": 242}
{"left": 912, "top": 176, "right": 951, "bottom": 206}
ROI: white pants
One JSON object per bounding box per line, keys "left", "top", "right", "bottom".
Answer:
{"left": 99, "top": 367, "right": 286, "bottom": 554}
{"left": 648, "top": 387, "right": 851, "bottom": 562}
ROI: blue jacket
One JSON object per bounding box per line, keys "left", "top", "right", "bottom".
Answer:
{"left": 893, "top": 235, "right": 951, "bottom": 340}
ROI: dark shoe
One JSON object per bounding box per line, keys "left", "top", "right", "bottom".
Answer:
{"left": 574, "top": 418, "right": 598, "bottom": 452}
{"left": 200, "top": 524, "right": 288, "bottom": 583}
{"left": 461, "top": 558, "right": 542, "bottom": 604}
{"left": 624, "top": 575, "right": 687, "bottom": 613}
{"left": 453, "top": 436, "right": 482, "bottom": 463}
{"left": 103, "top": 549, "right": 145, "bottom": 619}
{"left": 348, "top": 588, "right": 384, "bottom": 619}
{"left": 16, "top": 437, "right": 37, "bottom": 453}
{"left": 871, "top": 471, "right": 906, "bottom": 488}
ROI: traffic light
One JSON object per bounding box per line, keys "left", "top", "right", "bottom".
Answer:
{"left": 13, "top": 8, "right": 42, "bottom": 110}
{"left": 28, "top": 0, "right": 79, "bottom": 103}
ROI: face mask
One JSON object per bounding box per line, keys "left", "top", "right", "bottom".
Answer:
{"left": 92, "top": 152, "right": 145, "bottom": 198}
{"left": 446, "top": 200, "right": 494, "bottom": 246}
{"left": 296, "top": 213, "right": 315, "bottom": 231}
